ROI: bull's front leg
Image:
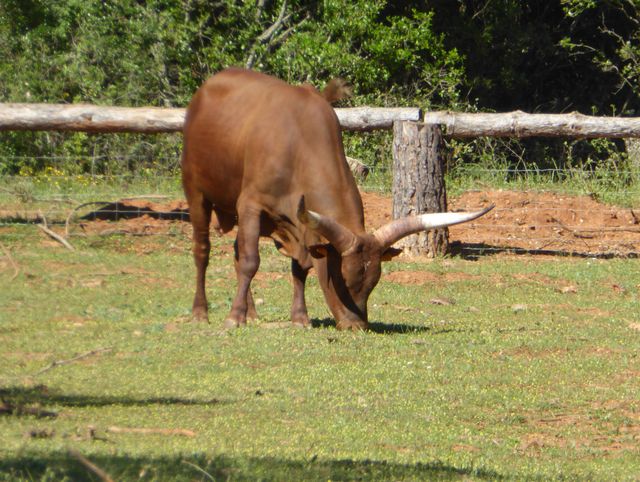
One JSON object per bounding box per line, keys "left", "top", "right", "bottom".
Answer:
{"left": 224, "top": 206, "right": 261, "bottom": 329}
{"left": 186, "top": 191, "right": 212, "bottom": 322}
{"left": 291, "top": 258, "right": 311, "bottom": 328}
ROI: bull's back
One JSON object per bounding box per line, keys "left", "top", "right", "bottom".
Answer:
{"left": 182, "top": 69, "right": 334, "bottom": 216}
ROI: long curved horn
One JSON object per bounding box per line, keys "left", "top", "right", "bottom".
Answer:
{"left": 297, "top": 196, "right": 357, "bottom": 254}
{"left": 374, "top": 205, "right": 494, "bottom": 249}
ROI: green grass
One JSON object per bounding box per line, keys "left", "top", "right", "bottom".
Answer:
{"left": 446, "top": 164, "right": 640, "bottom": 207}
{"left": 1, "top": 224, "right": 639, "bottom": 481}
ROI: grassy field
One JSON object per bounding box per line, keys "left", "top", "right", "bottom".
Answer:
{"left": 1, "top": 221, "right": 639, "bottom": 481}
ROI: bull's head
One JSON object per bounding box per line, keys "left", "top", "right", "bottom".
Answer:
{"left": 298, "top": 197, "right": 493, "bottom": 330}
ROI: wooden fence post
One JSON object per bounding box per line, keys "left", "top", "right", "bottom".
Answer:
{"left": 392, "top": 121, "right": 448, "bottom": 257}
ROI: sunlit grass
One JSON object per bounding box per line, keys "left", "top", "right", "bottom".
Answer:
{"left": 447, "top": 165, "right": 640, "bottom": 207}
{"left": 1, "top": 225, "right": 639, "bottom": 480}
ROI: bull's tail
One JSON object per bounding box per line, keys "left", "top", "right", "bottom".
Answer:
{"left": 322, "top": 78, "right": 352, "bottom": 104}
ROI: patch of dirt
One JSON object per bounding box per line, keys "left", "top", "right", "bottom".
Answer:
{"left": 59, "top": 189, "right": 640, "bottom": 257}
{"left": 446, "top": 190, "right": 640, "bottom": 257}
{"left": 494, "top": 346, "right": 570, "bottom": 360}
{"left": 384, "top": 270, "right": 479, "bottom": 285}
{"left": 519, "top": 408, "right": 640, "bottom": 456}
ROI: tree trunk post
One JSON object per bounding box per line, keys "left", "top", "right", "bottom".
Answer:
{"left": 625, "top": 138, "right": 640, "bottom": 172}
{"left": 392, "top": 121, "right": 448, "bottom": 257}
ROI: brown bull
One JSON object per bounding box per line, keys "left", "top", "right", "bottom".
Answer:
{"left": 181, "top": 68, "right": 491, "bottom": 330}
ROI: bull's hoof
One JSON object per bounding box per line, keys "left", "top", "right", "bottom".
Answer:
{"left": 291, "top": 313, "right": 311, "bottom": 329}
{"left": 336, "top": 320, "right": 369, "bottom": 331}
{"left": 191, "top": 307, "right": 209, "bottom": 323}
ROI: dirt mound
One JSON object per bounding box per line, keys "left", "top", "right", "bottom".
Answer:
{"left": 72, "top": 190, "right": 640, "bottom": 257}
{"left": 447, "top": 190, "right": 640, "bottom": 256}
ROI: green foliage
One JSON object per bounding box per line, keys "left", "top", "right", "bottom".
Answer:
{"left": 2, "top": 0, "right": 640, "bottom": 179}
{"left": 0, "top": 0, "right": 463, "bottom": 174}
{"left": 559, "top": 0, "right": 640, "bottom": 115}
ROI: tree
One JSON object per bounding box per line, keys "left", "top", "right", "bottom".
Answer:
{"left": 560, "top": 0, "right": 640, "bottom": 115}
{"left": 422, "top": 0, "right": 640, "bottom": 115}
{"left": 0, "top": 0, "right": 464, "bottom": 172}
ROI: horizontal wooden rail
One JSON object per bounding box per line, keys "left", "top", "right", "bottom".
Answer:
{"left": 424, "top": 110, "right": 640, "bottom": 138}
{"left": 335, "top": 107, "right": 421, "bottom": 131}
{"left": 0, "top": 103, "right": 421, "bottom": 133}
{"left": 4, "top": 103, "right": 638, "bottom": 138}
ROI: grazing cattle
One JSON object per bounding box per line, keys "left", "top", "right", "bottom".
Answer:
{"left": 181, "top": 68, "right": 492, "bottom": 330}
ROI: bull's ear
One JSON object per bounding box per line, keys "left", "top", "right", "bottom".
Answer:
{"left": 308, "top": 243, "right": 330, "bottom": 258}
{"left": 381, "top": 247, "right": 403, "bottom": 261}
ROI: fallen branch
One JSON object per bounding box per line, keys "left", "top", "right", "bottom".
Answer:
{"left": 556, "top": 221, "right": 595, "bottom": 239}
{"left": 558, "top": 221, "right": 640, "bottom": 236}
{"left": 0, "top": 241, "right": 19, "bottom": 280}
{"left": 38, "top": 224, "right": 75, "bottom": 250}
{"left": 65, "top": 201, "right": 111, "bottom": 237}
{"left": 38, "top": 211, "right": 75, "bottom": 250}
{"left": 69, "top": 449, "right": 114, "bottom": 482}
{"left": 35, "top": 347, "right": 113, "bottom": 376}
{"left": 106, "top": 426, "right": 196, "bottom": 437}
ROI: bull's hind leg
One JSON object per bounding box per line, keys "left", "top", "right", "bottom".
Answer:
{"left": 186, "top": 190, "right": 212, "bottom": 322}
{"left": 225, "top": 204, "right": 261, "bottom": 329}
{"left": 291, "top": 258, "right": 311, "bottom": 328}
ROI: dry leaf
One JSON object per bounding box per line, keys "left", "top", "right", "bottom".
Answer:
{"left": 430, "top": 297, "right": 455, "bottom": 306}
{"left": 559, "top": 285, "right": 577, "bottom": 294}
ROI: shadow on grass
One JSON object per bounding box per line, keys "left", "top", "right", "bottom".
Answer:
{"left": 450, "top": 241, "right": 640, "bottom": 260}
{"left": 311, "top": 318, "right": 431, "bottom": 334}
{"left": 0, "top": 451, "right": 504, "bottom": 481}
{"left": 0, "top": 385, "right": 224, "bottom": 412}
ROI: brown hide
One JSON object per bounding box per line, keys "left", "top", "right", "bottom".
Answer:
{"left": 181, "top": 68, "right": 492, "bottom": 330}
{"left": 182, "top": 68, "right": 374, "bottom": 330}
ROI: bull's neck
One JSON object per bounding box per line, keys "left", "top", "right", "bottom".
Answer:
{"left": 334, "top": 188, "right": 366, "bottom": 234}
{"left": 308, "top": 175, "right": 365, "bottom": 235}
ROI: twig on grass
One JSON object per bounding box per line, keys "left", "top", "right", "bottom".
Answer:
{"left": 557, "top": 219, "right": 640, "bottom": 237}
{"left": 182, "top": 460, "right": 216, "bottom": 481}
{"left": 554, "top": 219, "right": 595, "bottom": 239}
{"left": 64, "top": 201, "right": 111, "bottom": 237}
{"left": 69, "top": 449, "right": 114, "bottom": 482}
{"left": 0, "top": 241, "right": 19, "bottom": 280}
{"left": 34, "top": 347, "right": 113, "bottom": 376}
{"left": 38, "top": 223, "right": 75, "bottom": 249}
{"left": 37, "top": 210, "right": 75, "bottom": 250}
{"left": 106, "top": 426, "right": 196, "bottom": 437}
